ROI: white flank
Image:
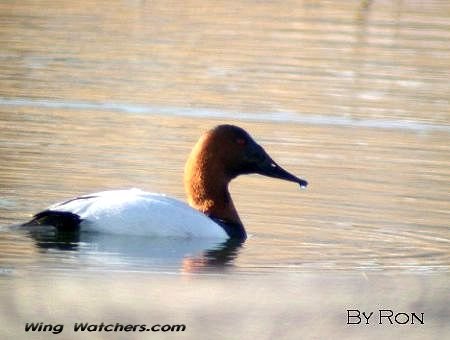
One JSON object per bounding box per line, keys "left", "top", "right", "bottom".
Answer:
{"left": 47, "top": 189, "right": 228, "bottom": 239}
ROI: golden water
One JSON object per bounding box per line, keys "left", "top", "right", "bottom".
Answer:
{"left": 0, "top": 1, "right": 449, "bottom": 339}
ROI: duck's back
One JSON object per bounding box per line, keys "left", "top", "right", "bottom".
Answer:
{"left": 29, "top": 189, "right": 228, "bottom": 239}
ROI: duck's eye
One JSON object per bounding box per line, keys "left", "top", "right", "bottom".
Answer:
{"left": 236, "top": 138, "right": 247, "bottom": 146}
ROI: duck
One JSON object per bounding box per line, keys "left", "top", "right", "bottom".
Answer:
{"left": 23, "top": 124, "right": 308, "bottom": 240}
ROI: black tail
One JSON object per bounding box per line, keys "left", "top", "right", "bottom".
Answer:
{"left": 23, "top": 210, "right": 82, "bottom": 231}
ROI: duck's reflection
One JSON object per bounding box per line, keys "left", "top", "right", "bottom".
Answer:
{"left": 25, "top": 226, "right": 243, "bottom": 273}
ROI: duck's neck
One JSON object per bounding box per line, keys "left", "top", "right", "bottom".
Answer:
{"left": 184, "top": 138, "right": 243, "bottom": 227}
{"left": 187, "top": 176, "right": 242, "bottom": 225}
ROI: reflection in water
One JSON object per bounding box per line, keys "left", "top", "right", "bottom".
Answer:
{"left": 181, "top": 238, "right": 244, "bottom": 273}
{"left": 26, "top": 227, "right": 80, "bottom": 251}
{"left": 23, "top": 226, "right": 243, "bottom": 273}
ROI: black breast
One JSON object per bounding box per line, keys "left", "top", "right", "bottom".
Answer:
{"left": 209, "top": 217, "right": 247, "bottom": 240}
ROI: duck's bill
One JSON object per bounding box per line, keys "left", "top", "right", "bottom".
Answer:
{"left": 244, "top": 140, "right": 308, "bottom": 189}
{"left": 256, "top": 156, "right": 308, "bottom": 189}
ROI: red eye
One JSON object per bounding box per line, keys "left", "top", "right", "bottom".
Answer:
{"left": 236, "top": 138, "right": 247, "bottom": 145}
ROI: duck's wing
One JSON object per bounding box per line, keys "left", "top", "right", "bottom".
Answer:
{"left": 24, "top": 193, "right": 103, "bottom": 230}
{"left": 24, "top": 190, "right": 125, "bottom": 230}
{"left": 24, "top": 189, "right": 228, "bottom": 239}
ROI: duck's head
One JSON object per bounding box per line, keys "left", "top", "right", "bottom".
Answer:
{"left": 184, "top": 125, "right": 308, "bottom": 230}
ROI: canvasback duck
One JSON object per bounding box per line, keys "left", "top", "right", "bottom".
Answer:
{"left": 24, "top": 125, "right": 307, "bottom": 240}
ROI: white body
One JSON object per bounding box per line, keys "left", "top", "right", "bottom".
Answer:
{"left": 46, "top": 189, "right": 228, "bottom": 239}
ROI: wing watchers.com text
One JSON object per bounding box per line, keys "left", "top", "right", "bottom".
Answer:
{"left": 25, "top": 322, "right": 186, "bottom": 334}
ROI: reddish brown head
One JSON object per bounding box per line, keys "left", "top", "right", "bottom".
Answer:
{"left": 184, "top": 125, "right": 307, "bottom": 229}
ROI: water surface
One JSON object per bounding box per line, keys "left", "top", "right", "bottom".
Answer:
{"left": 0, "top": 1, "right": 449, "bottom": 339}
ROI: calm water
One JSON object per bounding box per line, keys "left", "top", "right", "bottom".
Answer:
{"left": 0, "top": 1, "right": 449, "bottom": 339}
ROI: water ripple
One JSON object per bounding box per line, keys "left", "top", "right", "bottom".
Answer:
{"left": 1, "top": 97, "right": 449, "bottom": 132}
